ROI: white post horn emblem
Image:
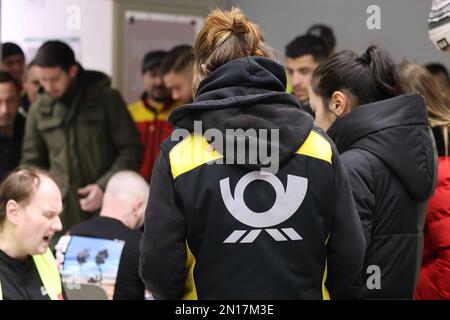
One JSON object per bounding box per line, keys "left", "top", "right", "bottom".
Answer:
{"left": 220, "top": 171, "right": 308, "bottom": 243}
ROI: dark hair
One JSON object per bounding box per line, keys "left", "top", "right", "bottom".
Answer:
{"left": 160, "top": 45, "right": 194, "bottom": 77}
{"left": 285, "top": 34, "right": 329, "bottom": 62}
{"left": 0, "top": 71, "right": 21, "bottom": 93}
{"left": 141, "top": 50, "right": 166, "bottom": 74}
{"left": 0, "top": 166, "right": 55, "bottom": 226}
{"left": 1, "top": 42, "right": 24, "bottom": 61}
{"left": 425, "top": 63, "right": 450, "bottom": 82}
{"left": 312, "top": 46, "right": 402, "bottom": 107}
{"left": 307, "top": 24, "right": 336, "bottom": 55}
{"left": 33, "top": 40, "right": 76, "bottom": 72}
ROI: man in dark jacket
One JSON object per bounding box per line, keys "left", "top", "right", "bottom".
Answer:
{"left": 0, "top": 71, "right": 25, "bottom": 181}
{"left": 21, "top": 41, "right": 143, "bottom": 231}
{"left": 327, "top": 94, "right": 436, "bottom": 299}
{"left": 140, "top": 56, "right": 366, "bottom": 300}
{"left": 56, "top": 171, "right": 148, "bottom": 300}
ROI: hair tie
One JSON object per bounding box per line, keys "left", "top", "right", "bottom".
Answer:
{"left": 360, "top": 51, "right": 372, "bottom": 65}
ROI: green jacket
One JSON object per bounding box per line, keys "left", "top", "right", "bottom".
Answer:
{"left": 21, "top": 69, "right": 143, "bottom": 229}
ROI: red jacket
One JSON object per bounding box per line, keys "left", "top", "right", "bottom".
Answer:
{"left": 415, "top": 157, "right": 450, "bottom": 299}
{"left": 128, "top": 94, "right": 180, "bottom": 182}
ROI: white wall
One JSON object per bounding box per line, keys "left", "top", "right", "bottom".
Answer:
{"left": 231, "top": 0, "right": 450, "bottom": 70}
{"left": 0, "top": 0, "right": 229, "bottom": 85}
{"left": 1, "top": 0, "right": 113, "bottom": 75}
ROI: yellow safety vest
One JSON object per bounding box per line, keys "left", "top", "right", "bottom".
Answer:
{"left": 32, "top": 248, "right": 63, "bottom": 300}
{"left": 0, "top": 249, "right": 63, "bottom": 300}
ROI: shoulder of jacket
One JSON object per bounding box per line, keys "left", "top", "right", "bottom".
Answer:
{"left": 341, "top": 148, "right": 380, "bottom": 176}
{"left": 162, "top": 133, "right": 184, "bottom": 154}
{"left": 128, "top": 99, "right": 145, "bottom": 111}
{"left": 85, "top": 82, "right": 117, "bottom": 98}
{"left": 295, "top": 127, "right": 333, "bottom": 165}
{"left": 82, "top": 87, "right": 127, "bottom": 115}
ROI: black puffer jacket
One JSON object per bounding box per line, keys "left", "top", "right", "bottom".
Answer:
{"left": 327, "top": 94, "right": 436, "bottom": 299}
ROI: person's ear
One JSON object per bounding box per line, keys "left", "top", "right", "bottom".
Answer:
{"left": 132, "top": 198, "right": 144, "bottom": 216}
{"left": 329, "top": 91, "right": 352, "bottom": 117}
{"left": 6, "top": 200, "right": 21, "bottom": 225}
{"left": 68, "top": 64, "right": 78, "bottom": 79}
{"left": 131, "top": 197, "right": 145, "bottom": 229}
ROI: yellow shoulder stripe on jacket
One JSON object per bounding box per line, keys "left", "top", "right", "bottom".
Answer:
{"left": 182, "top": 241, "right": 198, "bottom": 300}
{"left": 169, "top": 134, "right": 224, "bottom": 179}
{"left": 322, "top": 260, "right": 330, "bottom": 300}
{"left": 296, "top": 130, "right": 332, "bottom": 164}
{"left": 323, "top": 233, "right": 331, "bottom": 300}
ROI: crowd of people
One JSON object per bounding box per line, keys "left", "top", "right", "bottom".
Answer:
{"left": 0, "top": 2, "right": 450, "bottom": 300}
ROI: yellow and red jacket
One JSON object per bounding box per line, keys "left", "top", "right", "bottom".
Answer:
{"left": 128, "top": 93, "right": 181, "bottom": 182}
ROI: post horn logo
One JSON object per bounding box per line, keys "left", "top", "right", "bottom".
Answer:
{"left": 220, "top": 171, "right": 308, "bottom": 243}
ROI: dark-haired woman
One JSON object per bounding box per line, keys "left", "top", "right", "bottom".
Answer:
{"left": 309, "top": 46, "right": 436, "bottom": 299}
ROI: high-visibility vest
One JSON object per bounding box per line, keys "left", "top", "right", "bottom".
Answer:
{"left": 0, "top": 248, "right": 63, "bottom": 300}
{"left": 32, "top": 248, "right": 63, "bottom": 300}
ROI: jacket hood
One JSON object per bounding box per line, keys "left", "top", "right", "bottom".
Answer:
{"left": 83, "top": 70, "right": 111, "bottom": 88}
{"left": 169, "top": 56, "right": 314, "bottom": 171}
{"left": 77, "top": 64, "right": 111, "bottom": 89}
{"left": 56, "top": 64, "right": 111, "bottom": 103}
{"left": 327, "top": 94, "right": 435, "bottom": 201}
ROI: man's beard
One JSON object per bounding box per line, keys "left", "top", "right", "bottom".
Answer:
{"left": 152, "top": 95, "right": 169, "bottom": 103}
{"left": 150, "top": 89, "right": 170, "bottom": 103}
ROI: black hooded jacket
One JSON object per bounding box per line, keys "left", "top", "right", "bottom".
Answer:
{"left": 139, "top": 56, "right": 365, "bottom": 300}
{"left": 327, "top": 94, "right": 436, "bottom": 299}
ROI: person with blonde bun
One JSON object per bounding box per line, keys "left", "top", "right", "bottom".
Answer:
{"left": 139, "top": 7, "right": 365, "bottom": 300}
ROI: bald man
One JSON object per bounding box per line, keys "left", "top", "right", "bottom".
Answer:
{"left": 56, "top": 171, "right": 149, "bottom": 300}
